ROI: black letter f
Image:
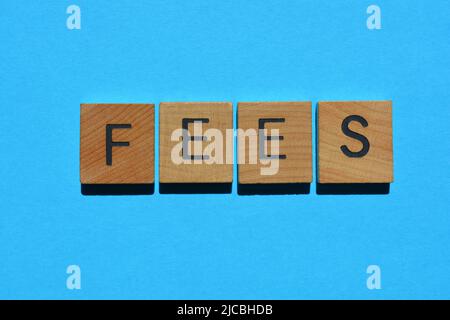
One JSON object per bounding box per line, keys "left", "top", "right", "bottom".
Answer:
{"left": 106, "top": 124, "right": 132, "bottom": 166}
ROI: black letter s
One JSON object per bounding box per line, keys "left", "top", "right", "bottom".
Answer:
{"left": 340, "top": 115, "right": 370, "bottom": 158}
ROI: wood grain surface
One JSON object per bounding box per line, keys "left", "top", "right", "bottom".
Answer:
{"left": 80, "top": 103, "right": 154, "bottom": 184}
{"left": 318, "top": 101, "right": 393, "bottom": 183}
{"left": 159, "top": 102, "right": 233, "bottom": 183}
{"left": 238, "top": 102, "right": 312, "bottom": 184}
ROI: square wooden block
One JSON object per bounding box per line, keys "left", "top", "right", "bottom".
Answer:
{"left": 318, "top": 101, "right": 393, "bottom": 183}
{"left": 80, "top": 104, "right": 154, "bottom": 184}
{"left": 238, "top": 102, "right": 312, "bottom": 184}
{"left": 159, "top": 102, "right": 233, "bottom": 183}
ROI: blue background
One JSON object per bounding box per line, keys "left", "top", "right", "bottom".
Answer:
{"left": 0, "top": 0, "right": 449, "bottom": 299}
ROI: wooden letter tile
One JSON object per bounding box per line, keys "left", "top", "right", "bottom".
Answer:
{"left": 159, "top": 102, "right": 233, "bottom": 183}
{"left": 238, "top": 102, "right": 312, "bottom": 184}
{"left": 80, "top": 104, "right": 154, "bottom": 184}
{"left": 318, "top": 101, "right": 393, "bottom": 183}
